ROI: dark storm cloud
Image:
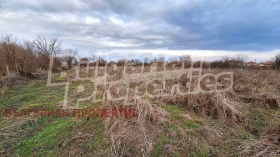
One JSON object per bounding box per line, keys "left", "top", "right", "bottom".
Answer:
{"left": 164, "top": 0, "right": 280, "bottom": 50}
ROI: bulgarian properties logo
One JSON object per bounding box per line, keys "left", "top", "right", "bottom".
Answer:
{"left": 47, "top": 54, "right": 234, "bottom": 109}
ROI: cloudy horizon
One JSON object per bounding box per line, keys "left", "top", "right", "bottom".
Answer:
{"left": 1, "top": 0, "right": 280, "bottom": 61}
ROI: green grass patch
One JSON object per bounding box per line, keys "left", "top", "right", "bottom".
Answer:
{"left": 0, "top": 79, "right": 65, "bottom": 109}
{"left": 184, "top": 119, "right": 201, "bottom": 129}
{"left": 150, "top": 135, "right": 164, "bottom": 157}
{"left": 15, "top": 118, "right": 74, "bottom": 157}
{"left": 250, "top": 110, "right": 266, "bottom": 130}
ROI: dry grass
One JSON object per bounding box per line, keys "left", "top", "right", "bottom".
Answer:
{"left": 84, "top": 68, "right": 279, "bottom": 156}
{"left": 102, "top": 99, "right": 169, "bottom": 156}
{"left": 159, "top": 91, "right": 252, "bottom": 130}
{"left": 239, "top": 124, "right": 280, "bottom": 157}
{"left": 233, "top": 70, "right": 280, "bottom": 108}
{"left": 2, "top": 67, "right": 280, "bottom": 156}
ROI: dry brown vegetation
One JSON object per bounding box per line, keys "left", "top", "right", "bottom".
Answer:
{"left": 239, "top": 124, "right": 280, "bottom": 157}
{"left": 64, "top": 67, "right": 279, "bottom": 156}
{"left": 0, "top": 35, "right": 78, "bottom": 96}
{"left": 0, "top": 47, "right": 280, "bottom": 156}
{"left": 0, "top": 35, "right": 77, "bottom": 77}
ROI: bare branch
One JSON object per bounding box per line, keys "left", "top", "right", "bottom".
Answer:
{"left": 63, "top": 48, "right": 78, "bottom": 68}
{"left": 235, "top": 53, "right": 248, "bottom": 63}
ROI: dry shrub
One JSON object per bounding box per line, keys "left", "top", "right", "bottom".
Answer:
{"left": 160, "top": 92, "right": 251, "bottom": 130}
{"left": 203, "top": 69, "right": 280, "bottom": 109}
{"left": 156, "top": 69, "right": 280, "bottom": 131}
{"left": 102, "top": 99, "right": 169, "bottom": 157}
{"left": 239, "top": 125, "right": 280, "bottom": 157}
{"left": 233, "top": 70, "right": 280, "bottom": 108}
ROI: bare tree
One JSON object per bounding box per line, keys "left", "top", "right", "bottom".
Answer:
{"left": 33, "top": 35, "right": 62, "bottom": 69}
{"left": 274, "top": 53, "right": 280, "bottom": 70}
{"left": 222, "top": 56, "right": 230, "bottom": 61}
{"left": 179, "top": 55, "right": 191, "bottom": 68}
{"left": 235, "top": 53, "right": 248, "bottom": 63}
{"left": 222, "top": 56, "right": 230, "bottom": 68}
{"left": 64, "top": 48, "right": 77, "bottom": 69}
{"left": 98, "top": 56, "right": 106, "bottom": 66}
{"left": 235, "top": 53, "right": 248, "bottom": 68}
{"left": 0, "top": 35, "right": 79, "bottom": 78}
{"left": 33, "top": 35, "right": 61, "bottom": 56}
{"left": 179, "top": 55, "right": 191, "bottom": 62}
{"left": 0, "top": 35, "right": 20, "bottom": 74}
{"left": 20, "top": 40, "right": 37, "bottom": 72}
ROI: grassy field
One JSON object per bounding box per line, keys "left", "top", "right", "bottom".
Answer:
{"left": 0, "top": 69, "right": 279, "bottom": 157}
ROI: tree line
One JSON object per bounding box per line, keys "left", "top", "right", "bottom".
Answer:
{"left": 0, "top": 35, "right": 77, "bottom": 77}
{"left": 1, "top": 35, "right": 280, "bottom": 79}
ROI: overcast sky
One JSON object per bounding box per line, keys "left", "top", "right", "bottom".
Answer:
{"left": 1, "top": 0, "right": 280, "bottom": 61}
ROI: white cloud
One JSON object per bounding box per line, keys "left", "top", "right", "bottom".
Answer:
{"left": 85, "top": 16, "right": 100, "bottom": 25}
{"left": 0, "top": 0, "right": 279, "bottom": 60}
